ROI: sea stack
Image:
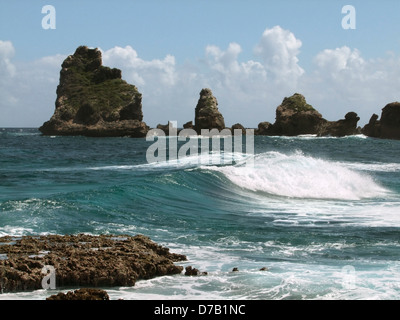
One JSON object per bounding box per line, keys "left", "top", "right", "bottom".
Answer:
{"left": 362, "top": 102, "right": 400, "bottom": 140}
{"left": 255, "top": 93, "right": 360, "bottom": 137}
{"left": 194, "top": 88, "right": 225, "bottom": 133}
{"left": 39, "top": 46, "right": 149, "bottom": 137}
{"left": 257, "top": 93, "right": 325, "bottom": 136}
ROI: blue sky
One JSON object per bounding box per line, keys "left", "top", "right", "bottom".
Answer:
{"left": 1, "top": 0, "right": 400, "bottom": 127}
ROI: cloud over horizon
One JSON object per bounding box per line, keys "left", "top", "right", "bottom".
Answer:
{"left": 1, "top": 26, "right": 400, "bottom": 128}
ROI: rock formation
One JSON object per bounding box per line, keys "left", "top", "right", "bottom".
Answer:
{"left": 156, "top": 121, "right": 177, "bottom": 136}
{"left": 47, "top": 288, "right": 110, "bottom": 300}
{"left": 184, "top": 266, "right": 207, "bottom": 276}
{"left": 362, "top": 102, "right": 400, "bottom": 140}
{"left": 194, "top": 88, "right": 225, "bottom": 133}
{"left": 39, "top": 46, "right": 148, "bottom": 137}
{"left": 231, "top": 123, "right": 246, "bottom": 135}
{"left": 257, "top": 93, "right": 325, "bottom": 136}
{"left": 255, "top": 93, "right": 360, "bottom": 137}
{"left": 183, "top": 121, "right": 194, "bottom": 130}
{"left": 0, "top": 234, "right": 186, "bottom": 293}
{"left": 255, "top": 122, "right": 273, "bottom": 135}
{"left": 318, "top": 112, "right": 361, "bottom": 137}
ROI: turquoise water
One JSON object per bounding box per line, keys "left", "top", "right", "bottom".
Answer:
{"left": 1, "top": 128, "right": 400, "bottom": 300}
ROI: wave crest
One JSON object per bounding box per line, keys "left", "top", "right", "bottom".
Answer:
{"left": 207, "top": 151, "right": 388, "bottom": 200}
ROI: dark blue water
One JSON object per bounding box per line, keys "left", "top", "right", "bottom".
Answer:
{"left": 1, "top": 128, "right": 400, "bottom": 299}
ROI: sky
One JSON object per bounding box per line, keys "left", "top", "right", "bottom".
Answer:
{"left": 1, "top": 0, "right": 400, "bottom": 128}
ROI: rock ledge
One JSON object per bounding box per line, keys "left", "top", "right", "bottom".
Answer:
{"left": 0, "top": 234, "right": 186, "bottom": 293}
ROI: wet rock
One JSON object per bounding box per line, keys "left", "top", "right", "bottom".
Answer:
{"left": 0, "top": 234, "right": 186, "bottom": 293}
{"left": 46, "top": 288, "right": 110, "bottom": 300}
{"left": 184, "top": 266, "right": 207, "bottom": 276}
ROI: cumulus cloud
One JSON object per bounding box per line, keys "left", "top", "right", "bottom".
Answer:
{"left": 254, "top": 25, "right": 304, "bottom": 84}
{"left": 299, "top": 46, "right": 400, "bottom": 122}
{"left": 0, "top": 42, "right": 65, "bottom": 127}
{"left": 0, "top": 40, "right": 16, "bottom": 77}
{"left": 205, "top": 42, "right": 266, "bottom": 85}
{"left": 102, "top": 46, "right": 177, "bottom": 87}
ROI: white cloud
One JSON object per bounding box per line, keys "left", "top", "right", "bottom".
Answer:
{"left": 254, "top": 26, "right": 304, "bottom": 84}
{"left": 0, "top": 40, "right": 16, "bottom": 77}
{"left": 102, "top": 46, "right": 177, "bottom": 87}
{"left": 314, "top": 46, "right": 365, "bottom": 80}
{"left": 300, "top": 46, "right": 400, "bottom": 122}
{"left": 0, "top": 44, "right": 65, "bottom": 127}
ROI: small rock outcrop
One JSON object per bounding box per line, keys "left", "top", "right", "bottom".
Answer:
{"left": 0, "top": 234, "right": 186, "bottom": 293}
{"left": 47, "top": 288, "right": 110, "bottom": 300}
{"left": 184, "top": 266, "right": 207, "bottom": 276}
{"left": 156, "top": 121, "right": 177, "bottom": 136}
{"left": 317, "top": 112, "right": 361, "bottom": 137}
{"left": 194, "top": 88, "right": 225, "bottom": 133}
{"left": 39, "top": 46, "right": 148, "bottom": 137}
{"left": 183, "top": 121, "right": 194, "bottom": 130}
{"left": 362, "top": 102, "right": 400, "bottom": 140}
{"left": 255, "top": 122, "right": 273, "bottom": 135}
{"left": 231, "top": 123, "right": 246, "bottom": 135}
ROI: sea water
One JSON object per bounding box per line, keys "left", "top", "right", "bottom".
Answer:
{"left": 0, "top": 128, "right": 400, "bottom": 300}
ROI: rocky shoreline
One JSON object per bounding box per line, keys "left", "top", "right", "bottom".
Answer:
{"left": 0, "top": 234, "right": 186, "bottom": 298}
{"left": 39, "top": 45, "right": 400, "bottom": 140}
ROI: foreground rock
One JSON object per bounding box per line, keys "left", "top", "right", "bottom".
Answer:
{"left": 46, "top": 288, "right": 109, "bottom": 300}
{"left": 39, "top": 46, "right": 149, "bottom": 137}
{"left": 194, "top": 88, "right": 226, "bottom": 133}
{"left": 362, "top": 102, "right": 400, "bottom": 140}
{"left": 0, "top": 234, "right": 186, "bottom": 293}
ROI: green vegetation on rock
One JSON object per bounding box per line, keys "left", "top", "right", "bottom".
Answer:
{"left": 281, "top": 93, "right": 315, "bottom": 112}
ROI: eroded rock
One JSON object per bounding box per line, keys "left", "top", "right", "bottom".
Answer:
{"left": 39, "top": 46, "right": 148, "bottom": 137}
{"left": 0, "top": 234, "right": 186, "bottom": 293}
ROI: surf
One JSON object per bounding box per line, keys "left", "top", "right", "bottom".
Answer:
{"left": 205, "top": 151, "right": 388, "bottom": 200}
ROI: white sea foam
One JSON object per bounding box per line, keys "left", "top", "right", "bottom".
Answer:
{"left": 341, "top": 161, "right": 400, "bottom": 172}
{"left": 88, "top": 152, "right": 250, "bottom": 171}
{"left": 206, "top": 151, "right": 388, "bottom": 200}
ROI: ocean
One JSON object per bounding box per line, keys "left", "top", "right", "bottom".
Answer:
{"left": 1, "top": 128, "right": 400, "bottom": 300}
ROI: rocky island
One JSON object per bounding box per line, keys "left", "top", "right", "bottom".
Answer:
{"left": 39, "top": 46, "right": 149, "bottom": 137}
{"left": 362, "top": 102, "right": 400, "bottom": 140}
{"left": 255, "top": 93, "right": 361, "bottom": 137}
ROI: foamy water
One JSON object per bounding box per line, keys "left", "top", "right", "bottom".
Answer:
{"left": 1, "top": 130, "right": 400, "bottom": 300}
